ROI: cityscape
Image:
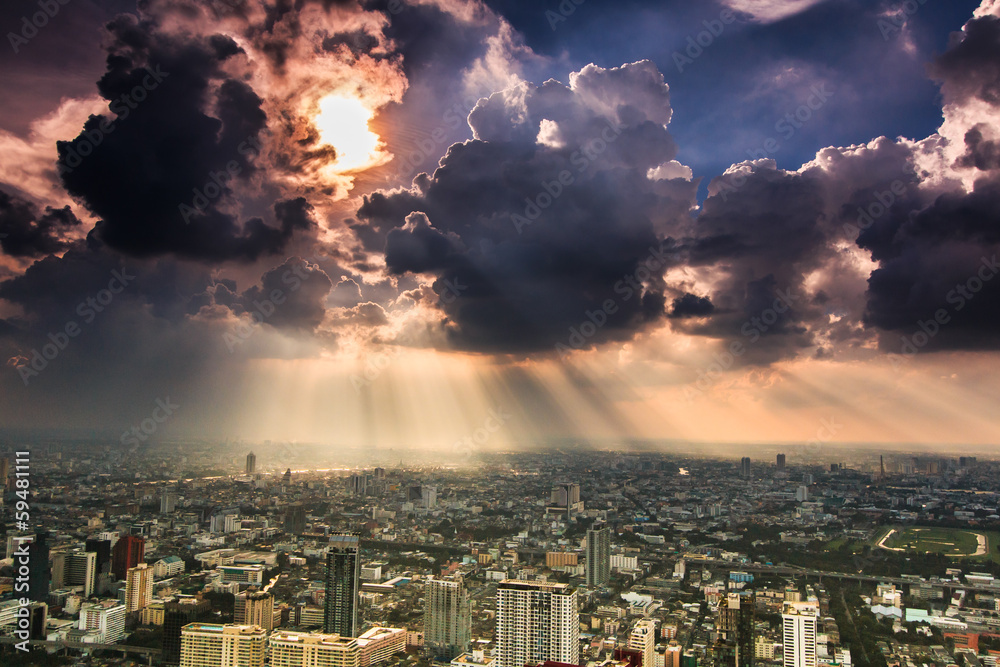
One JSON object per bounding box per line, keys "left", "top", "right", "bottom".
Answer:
{"left": 3, "top": 0, "right": 1000, "bottom": 665}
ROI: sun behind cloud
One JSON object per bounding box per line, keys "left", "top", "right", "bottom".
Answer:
{"left": 314, "top": 94, "right": 385, "bottom": 173}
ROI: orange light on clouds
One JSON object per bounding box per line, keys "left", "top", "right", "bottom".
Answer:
{"left": 314, "top": 94, "right": 385, "bottom": 172}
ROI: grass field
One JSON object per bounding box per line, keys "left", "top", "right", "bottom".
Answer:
{"left": 875, "top": 526, "right": 999, "bottom": 561}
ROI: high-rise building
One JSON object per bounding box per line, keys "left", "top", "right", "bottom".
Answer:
{"left": 629, "top": 619, "right": 656, "bottom": 667}
{"left": 112, "top": 535, "right": 145, "bottom": 580}
{"left": 50, "top": 551, "right": 66, "bottom": 590}
{"left": 27, "top": 532, "right": 50, "bottom": 602}
{"left": 425, "top": 576, "right": 472, "bottom": 659}
{"left": 179, "top": 623, "right": 266, "bottom": 667}
{"left": 236, "top": 590, "right": 275, "bottom": 632}
{"left": 495, "top": 580, "right": 579, "bottom": 667}
{"left": 283, "top": 468, "right": 292, "bottom": 485}
{"left": 347, "top": 474, "right": 368, "bottom": 496}
{"left": 586, "top": 524, "right": 611, "bottom": 588}
{"left": 407, "top": 485, "right": 422, "bottom": 502}
{"left": 421, "top": 485, "right": 437, "bottom": 509}
{"left": 163, "top": 600, "right": 207, "bottom": 666}
{"left": 66, "top": 550, "right": 98, "bottom": 598}
{"left": 713, "top": 592, "right": 755, "bottom": 667}
{"left": 161, "top": 490, "right": 178, "bottom": 513}
{"left": 269, "top": 630, "right": 360, "bottom": 667}
{"left": 324, "top": 534, "right": 360, "bottom": 638}
{"left": 550, "top": 482, "right": 581, "bottom": 507}
{"left": 776, "top": 454, "right": 786, "bottom": 470}
{"left": 85, "top": 538, "right": 113, "bottom": 576}
{"left": 740, "top": 457, "right": 752, "bottom": 479}
{"left": 125, "top": 563, "right": 154, "bottom": 613}
{"left": 79, "top": 600, "right": 127, "bottom": 643}
{"left": 246, "top": 451, "right": 256, "bottom": 474}
{"left": 782, "top": 602, "right": 819, "bottom": 667}
{"left": 285, "top": 504, "right": 307, "bottom": 535}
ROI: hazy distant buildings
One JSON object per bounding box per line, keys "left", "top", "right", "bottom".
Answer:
{"left": 283, "top": 468, "right": 292, "bottom": 485}
{"left": 740, "top": 457, "right": 752, "bottom": 479}
{"left": 324, "top": 534, "right": 360, "bottom": 638}
{"left": 285, "top": 503, "right": 307, "bottom": 535}
{"left": 246, "top": 451, "right": 256, "bottom": 474}
{"left": 550, "top": 482, "right": 580, "bottom": 507}
{"left": 776, "top": 454, "right": 786, "bottom": 470}
{"left": 425, "top": 576, "right": 471, "bottom": 659}
{"left": 161, "top": 489, "right": 178, "bottom": 513}
{"left": 586, "top": 524, "right": 611, "bottom": 588}
{"left": 496, "top": 580, "right": 579, "bottom": 667}
{"left": 422, "top": 485, "right": 437, "bottom": 509}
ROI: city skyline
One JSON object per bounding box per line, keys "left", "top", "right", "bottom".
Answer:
{"left": 0, "top": 0, "right": 998, "bottom": 449}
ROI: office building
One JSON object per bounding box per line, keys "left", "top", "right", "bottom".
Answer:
{"left": 161, "top": 490, "right": 178, "bottom": 513}
{"left": 713, "top": 592, "right": 755, "bottom": 667}
{"left": 629, "top": 619, "right": 656, "bottom": 667}
{"left": 85, "top": 538, "right": 113, "bottom": 576}
{"left": 285, "top": 503, "right": 307, "bottom": 535}
{"left": 269, "top": 630, "right": 360, "bottom": 667}
{"left": 324, "top": 534, "right": 360, "bottom": 637}
{"left": 246, "top": 451, "right": 256, "bottom": 474}
{"left": 79, "top": 600, "right": 127, "bottom": 643}
{"left": 125, "top": 563, "right": 154, "bottom": 613}
{"left": 550, "top": 482, "right": 581, "bottom": 507}
{"left": 235, "top": 590, "right": 275, "bottom": 632}
{"left": 163, "top": 599, "right": 209, "bottom": 665}
{"left": 776, "top": 454, "right": 786, "bottom": 470}
{"left": 111, "top": 535, "right": 145, "bottom": 580}
{"left": 740, "top": 457, "right": 752, "bottom": 479}
{"left": 283, "top": 468, "right": 292, "bottom": 484}
{"left": 422, "top": 485, "right": 437, "bottom": 508}
{"left": 180, "top": 623, "right": 266, "bottom": 667}
{"left": 495, "top": 580, "right": 579, "bottom": 667}
{"left": 425, "top": 576, "right": 472, "bottom": 659}
{"left": 27, "top": 532, "right": 50, "bottom": 602}
{"left": 67, "top": 550, "right": 98, "bottom": 598}
{"left": 782, "top": 602, "right": 819, "bottom": 667}
{"left": 586, "top": 524, "right": 611, "bottom": 588}
{"left": 218, "top": 564, "right": 265, "bottom": 585}
{"left": 0, "top": 599, "right": 47, "bottom": 639}
{"left": 51, "top": 551, "right": 65, "bottom": 590}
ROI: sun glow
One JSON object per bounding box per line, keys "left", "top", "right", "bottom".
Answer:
{"left": 314, "top": 95, "right": 383, "bottom": 172}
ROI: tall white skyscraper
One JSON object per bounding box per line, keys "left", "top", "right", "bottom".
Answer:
{"left": 586, "top": 524, "right": 611, "bottom": 588}
{"left": 496, "top": 580, "right": 579, "bottom": 667}
{"left": 180, "top": 623, "right": 266, "bottom": 667}
{"left": 782, "top": 602, "right": 819, "bottom": 667}
{"left": 421, "top": 485, "right": 437, "bottom": 508}
{"left": 629, "top": 619, "right": 656, "bottom": 667}
{"left": 125, "top": 563, "right": 154, "bottom": 613}
{"left": 425, "top": 576, "right": 471, "bottom": 659}
{"left": 66, "top": 550, "right": 98, "bottom": 599}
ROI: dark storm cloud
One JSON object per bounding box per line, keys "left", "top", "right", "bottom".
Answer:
{"left": 56, "top": 13, "right": 310, "bottom": 263}
{"left": 236, "top": 256, "right": 334, "bottom": 332}
{"left": 0, "top": 189, "right": 80, "bottom": 257}
{"left": 928, "top": 13, "right": 1000, "bottom": 106}
{"left": 957, "top": 124, "right": 1000, "bottom": 171}
{"left": 669, "top": 293, "right": 714, "bottom": 319}
{"left": 357, "top": 61, "right": 697, "bottom": 353}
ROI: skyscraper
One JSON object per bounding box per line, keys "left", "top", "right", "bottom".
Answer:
{"left": 323, "top": 534, "right": 360, "bottom": 638}
{"left": 283, "top": 468, "right": 292, "bottom": 485}
{"left": 66, "top": 550, "right": 98, "bottom": 598}
{"left": 236, "top": 590, "right": 275, "bottom": 632}
{"left": 782, "top": 602, "right": 819, "bottom": 667}
{"left": 629, "top": 619, "right": 656, "bottom": 667}
{"left": 163, "top": 600, "right": 205, "bottom": 666}
{"left": 27, "top": 532, "right": 50, "bottom": 602}
{"left": 161, "top": 489, "right": 178, "bottom": 513}
{"left": 776, "top": 454, "right": 786, "bottom": 470}
{"left": 125, "top": 563, "right": 154, "bottom": 613}
{"left": 112, "top": 535, "right": 145, "bottom": 580}
{"left": 285, "top": 503, "right": 308, "bottom": 535}
{"left": 85, "top": 538, "right": 112, "bottom": 576}
{"left": 713, "top": 592, "right": 755, "bottom": 667}
{"left": 496, "top": 580, "right": 579, "bottom": 667}
{"left": 180, "top": 623, "right": 266, "bottom": 667}
{"left": 246, "top": 451, "right": 256, "bottom": 474}
{"left": 586, "top": 524, "right": 611, "bottom": 588}
{"left": 550, "top": 482, "right": 581, "bottom": 507}
{"left": 740, "top": 457, "right": 752, "bottom": 479}
{"left": 425, "top": 576, "right": 472, "bottom": 659}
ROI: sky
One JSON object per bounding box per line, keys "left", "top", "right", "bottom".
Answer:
{"left": 1, "top": 0, "right": 999, "bottom": 454}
